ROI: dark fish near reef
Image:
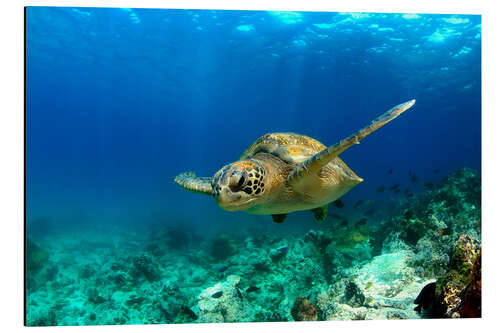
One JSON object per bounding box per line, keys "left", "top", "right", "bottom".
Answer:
{"left": 333, "top": 199, "right": 344, "bottom": 208}
{"left": 414, "top": 282, "right": 436, "bottom": 314}
{"left": 211, "top": 291, "right": 223, "bottom": 298}
{"left": 433, "top": 169, "right": 440, "bottom": 174}
{"left": 388, "top": 168, "right": 393, "bottom": 174}
{"left": 390, "top": 184, "right": 400, "bottom": 191}
{"left": 340, "top": 219, "right": 349, "bottom": 227}
{"left": 423, "top": 182, "right": 435, "bottom": 190}
{"left": 354, "top": 218, "right": 368, "bottom": 227}
{"left": 246, "top": 286, "right": 260, "bottom": 293}
{"left": 354, "top": 200, "right": 363, "bottom": 208}
{"left": 409, "top": 171, "right": 419, "bottom": 182}
{"left": 394, "top": 188, "right": 401, "bottom": 194}
{"left": 375, "top": 186, "right": 385, "bottom": 193}
{"left": 404, "top": 188, "right": 409, "bottom": 194}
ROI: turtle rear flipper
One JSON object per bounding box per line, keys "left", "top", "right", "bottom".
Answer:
{"left": 174, "top": 172, "right": 213, "bottom": 196}
{"left": 288, "top": 100, "right": 415, "bottom": 185}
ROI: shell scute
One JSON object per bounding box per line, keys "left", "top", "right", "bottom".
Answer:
{"left": 240, "top": 133, "right": 327, "bottom": 164}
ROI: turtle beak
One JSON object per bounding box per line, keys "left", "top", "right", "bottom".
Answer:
{"left": 216, "top": 187, "right": 244, "bottom": 211}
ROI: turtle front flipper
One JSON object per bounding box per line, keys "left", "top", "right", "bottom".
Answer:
{"left": 174, "top": 172, "right": 213, "bottom": 196}
{"left": 288, "top": 100, "right": 415, "bottom": 185}
{"left": 272, "top": 214, "right": 287, "bottom": 223}
{"left": 311, "top": 205, "right": 328, "bottom": 222}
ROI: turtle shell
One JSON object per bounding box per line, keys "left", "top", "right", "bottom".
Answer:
{"left": 240, "top": 133, "right": 327, "bottom": 165}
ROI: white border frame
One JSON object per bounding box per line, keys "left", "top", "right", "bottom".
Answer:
{"left": 2, "top": 1, "right": 498, "bottom": 332}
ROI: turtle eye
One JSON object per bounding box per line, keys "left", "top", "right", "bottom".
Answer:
{"left": 229, "top": 172, "right": 246, "bottom": 192}
{"left": 237, "top": 175, "right": 245, "bottom": 187}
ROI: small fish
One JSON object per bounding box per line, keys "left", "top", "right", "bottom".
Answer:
{"left": 404, "top": 188, "right": 409, "bottom": 194}
{"left": 423, "top": 182, "right": 435, "bottom": 190}
{"left": 407, "top": 193, "right": 414, "bottom": 198}
{"left": 333, "top": 199, "right": 344, "bottom": 208}
{"left": 414, "top": 282, "right": 436, "bottom": 314}
{"left": 355, "top": 218, "right": 368, "bottom": 227}
{"left": 354, "top": 200, "right": 364, "bottom": 208}
{"left": 277, "top": 246, "right": 289, "bottom": 253}
{"left": 375, "top": 186, "right": 385, "bottom": 193}
{"left": 364, "top": 209, "right": 375, "bottom": 216}
{"left": 408, "top": 170, "right": 419, "bottom": 182}
{"left": 388, "top": 168, "right": 393, "bottom": 174}
{"left": 433, "top": 169, "right": 440, "bottom": 174}
{"left": 394, "top": 188, "right": 401, "bottom": 194}
{"left": 340, "top": 219, "right": 349, "bottom": 227}
{"left": 246, "top": 286, "right": 260, "bottom": 293}
{"left": 211, "top": 291, "right": 223, "bottom": 298}
{"left": 390, "top": 184, "right": 400, "bottom": 191}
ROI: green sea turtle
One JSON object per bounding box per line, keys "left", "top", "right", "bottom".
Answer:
{"left": 174, "top": 100, "right": 415, "bottom": 223}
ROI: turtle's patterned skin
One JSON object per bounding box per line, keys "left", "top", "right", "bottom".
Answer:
{"left": 174, "top": 100, "right": 415, "bottom": 223}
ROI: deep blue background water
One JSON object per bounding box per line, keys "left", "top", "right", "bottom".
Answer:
{"left": 26, "top": 7, "right": 481, "bottom": 236}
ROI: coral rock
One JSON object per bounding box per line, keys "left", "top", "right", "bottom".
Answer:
{"left": 197, "top": 275, "right": 250, "bottom": 323}
{"left": 433, "top": 233, "right": 480, "bottom": 318}
{"left": 458, "top": 249, "right": 481, "bottom": 318}
{"left": 132, "top": 254, "right": 161, "bottom": 282}
{"left": 291, "top": 296, "right": 317, "bottom": 321}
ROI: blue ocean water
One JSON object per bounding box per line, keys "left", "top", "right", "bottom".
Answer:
{"left": 25, "top": 7, "right": 481, "bottom": 325}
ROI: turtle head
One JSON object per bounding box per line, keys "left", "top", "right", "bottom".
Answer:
{"left": 212, "top": 159, "right": 267, "bottom": 211}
